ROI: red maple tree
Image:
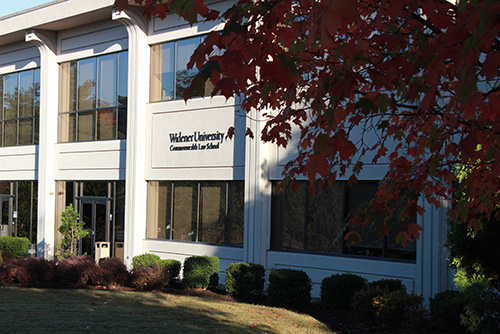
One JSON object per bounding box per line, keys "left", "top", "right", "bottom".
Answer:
{"left": 116, "top": 0, "right": 500, "bottom": 246}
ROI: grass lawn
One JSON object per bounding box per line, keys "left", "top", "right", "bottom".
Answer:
{"left": 0, "top": 287, "right": 333, "bottom": 333}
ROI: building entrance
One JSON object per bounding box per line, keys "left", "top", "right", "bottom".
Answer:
{"left": 79, "top": 196, "right": 111, "bottom": 260}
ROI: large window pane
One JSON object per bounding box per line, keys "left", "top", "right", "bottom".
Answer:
{"left": 34, "top": 69, "right": 40, "bottom": 116}
{"left": 66, "top": 61, "right": 78, "bottom": 112}
{"left": 4, "top": 120, "right": 17, "bottom": 146}
{"left": 172, "top": 182, "right": 197, "bottom": 241}
{"left": 78, "top": 58, "right": 96, "bottom": 110}
{"left": 306, "top": 182, "right": 344, "bottom": 253}
{"left": 19, "top": 71, "right": 34, "bottom": 117}
{"left": 199, "top": 182, "right": 225, "bottom": 243}
{"left": 344, "top": 182, "right": 384, "bottom": 257}
{"left": 97, "top": 54, "right": 117, "bottom": 108}
{"left": 118, "top": 52, "right": 128, "bottom": 106}
{"left": 117, "top": 107, "right": 127, "bottom": 139}
{"left": 161, "top": 43, "right": 175, "bottom": 100}
{"left": 175, "top": 38, "right": 200, "bottom": 100}
{"left": 4, "top": 74, "right": 18, "bottom": 119}
{"left": 97, "top": 109, "right": 116, "bottom": 140}
{"left": 228, "top": 182, "right": 245, "bottom": 245}
{"left": 77, "top": 110, "right": 95, "bottom": 141}
{"left": 275, "top": 182, "right": 307, "bottom": 250}
{"left": 18, "top": 118, "right": 33, "bottom": 145}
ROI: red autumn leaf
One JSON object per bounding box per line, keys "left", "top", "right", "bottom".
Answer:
{"left": 125, "top": 0, "right": 500, "bottom": 244}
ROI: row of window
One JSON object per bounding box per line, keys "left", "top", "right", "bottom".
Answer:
{"left": 271, "top": 181, "right": 416, "bottom": 261}
{"left": 145, "top": 180, "right": 416, "bottom": 262}
{"left": 2, "top": 35, "right": 214, "bottom": 147}
{"left": 147, "top": 181, "right": 244, "bottom": 245}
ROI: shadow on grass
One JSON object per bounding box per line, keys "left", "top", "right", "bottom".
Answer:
{"left": 0, "top": 287, "right": 330, "bottom": 333}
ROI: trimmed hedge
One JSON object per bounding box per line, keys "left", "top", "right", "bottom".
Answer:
{"left": 268, "top": 269, "right": 311, "bottom": 307}
{"left": 225, "top": 262, "right": 265, "bottom": 298}
{"left": 161, "top": 259, "right": 181, "bottom": 282}
{"left": 131, "top": 264, "right": 169, "bottom": 291}
{"left": 182, "top": 256, "right": 219, "bottom": 289}
{"left": 132, "top": 254, "right": 181, "bottom": 284}
{"left": 132, "top": 253, "right": 162, "bottom": 271}
{"left": 321, "top": 273, "right": 366, "bottom": 310}
{"left": 55, "top": 256, "right": 97, "bottom": 288}
{"left": 0, "top": 236, "right": 30, "bottom": 258}
{"left": 95, "top": 257, "right": 130, "bottom": 287}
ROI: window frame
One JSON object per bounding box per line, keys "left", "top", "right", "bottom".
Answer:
{"left": 58, "top": 51, "right": 128, "bottom": 143}
{"left": 270, "top": 180, "right": 417, "bottom": 262}
{"left": 0, "top": 68, "right": 40, "bottom": 147}
{"left": 150, "top": 35, "right": 214, "bottom": 102}
{"left": 146, "top": 180, "right": 245, "bottom": 247}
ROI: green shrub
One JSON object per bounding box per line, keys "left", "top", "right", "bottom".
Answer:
{"left": 132, "top": 254, "right": 180, "bottom": 285}
{"left": 352, "top": 288, "right": 428, "bottom": 332}
{"left": 367, "top": 279, "right": 405, "bottom": 292}
{"left": 429, "top": 290, "right": 468, "bottom": 334}
{"left": 0, "top": 236, "right": 9, "bottom": 249}
{"left": 5, "top": 237, "right": 29, "bottom": 258}
{"left": 268, "top": 269, "right": 311, "bottom": 307}
{"left": 182, "top": 256, "right": 219, "bottom": 289}
{"left": 131, "top": 253, "right": 162, "bottom": 271}
{"left": 321, "top": 273, "right": 366, "bottom": 310}
{"left": 225, "top": 262, "right": 265, "bottom": 298}
{"left": 161, "top": 259, "right": 181, "bottom": 282}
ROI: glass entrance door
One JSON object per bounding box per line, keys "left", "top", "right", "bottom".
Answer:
{"left": 0, "top": 195, "right": 13, "bottom": 236}
{"left": 79, "top": 196, "right": 110, "bottom": 259}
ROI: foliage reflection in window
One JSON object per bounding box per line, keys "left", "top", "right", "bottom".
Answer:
{"left": 271, "top": 181, "right": 416, "bottom": 261}
{"left": 151, "top": 36, "right": 214, "bottom": 101}
{"left": 59, "top": 51, "right": 128, "bottom": 142}
{"left": 147, "top": 181, "right": 244, "bottom": 246}
{"left": 0, "top": 68, "right": 40, "bottom": 146}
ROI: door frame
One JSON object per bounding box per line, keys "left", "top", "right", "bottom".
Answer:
{"left": 78, "top": 196, "right": 111, "bottom": 259}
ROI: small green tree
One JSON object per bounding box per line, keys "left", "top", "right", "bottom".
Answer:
{"left": 56, "top": 204, "right": 87, "bottom": 259}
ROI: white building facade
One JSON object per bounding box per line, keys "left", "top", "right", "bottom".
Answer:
{"left": 0, "top": 0, "right": 453, "bottom": 299}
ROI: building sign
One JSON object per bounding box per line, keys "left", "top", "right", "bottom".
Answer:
{"left": 169, "top": 131, "right": 225, "bottom": 151}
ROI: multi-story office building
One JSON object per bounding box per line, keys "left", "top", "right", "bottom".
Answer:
{"left": 0, "top": 0, "right": 452, "bottom": 298}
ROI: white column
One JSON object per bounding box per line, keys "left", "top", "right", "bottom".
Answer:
{"left": 243, "top": 109, "right": 272, "bottom": 266}
{"left": 25, "top": 30, "right": 58, "bottom": 259}
{"left": 415, "top": 197, "right": 454, "bottom": 301}
{"left": 112, "top": 8, "right": 149, "bottom": 267}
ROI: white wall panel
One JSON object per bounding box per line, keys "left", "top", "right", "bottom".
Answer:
{"left": 146, "top": 97, "right": 246, "bottom": 180}
{"left": 0, "top": 43, "right": 39, "bottom": 74}
{"left": 55, "top": 140, "right": 126, "bottom": 180}
{"left": 0, "top": 146, "right": 37, "bottom": 180}
{"left": 267, "top": 251, "right": 416, "bottom": 297}
{"left": 57, "top": 20, "right": 127, "bottom": 62}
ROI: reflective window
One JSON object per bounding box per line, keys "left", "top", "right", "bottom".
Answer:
{"left": 0, "top": 68, "right": 40, "bottom": 147}
{"left": 150, "top": 36, "right": 213, "bottom": 101}
{"left": 147, "top": 181, "right": 244, "bottom": 246}
{"left": 271, "top": 181, "right": 417, "bottom": 261}
{"left": 59, "top": 51, "right": 128, "bottom": 142}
